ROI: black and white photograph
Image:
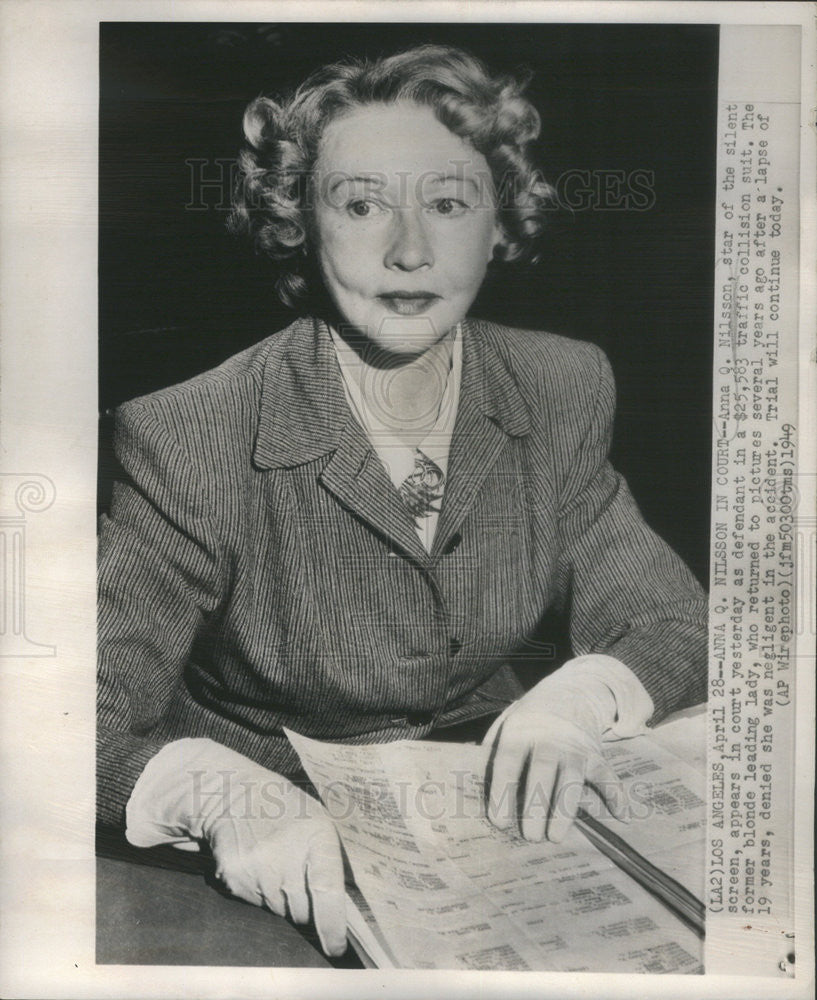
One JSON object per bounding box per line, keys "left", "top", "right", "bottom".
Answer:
{"left": 96, "top": 20, "right": 713, "bottom": 972}
{"left": 0, "top": 3, "right": 813, "bottom": 998}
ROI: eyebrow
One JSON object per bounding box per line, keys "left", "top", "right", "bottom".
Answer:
{"left": 424, "top": 173, "right": 482, "bottom": 192}
{"left": 327, "top": 172, "right": 483, "bottom": 194}
{"left": 328, "top": 174, "right": 386, "bottom": 194}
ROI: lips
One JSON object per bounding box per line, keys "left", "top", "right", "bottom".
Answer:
{"left": 377, "top": 292, "right": 440, "bottom": 316}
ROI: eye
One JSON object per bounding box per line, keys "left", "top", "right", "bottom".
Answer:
{"left": 431, "top": 197, "right": 468, "bottom": 217}
{"left": 347, "top": 199, "right": 384, "bottom": 218}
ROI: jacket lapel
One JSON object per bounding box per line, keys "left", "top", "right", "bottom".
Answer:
{"left": 319, "top": 427, "right": 431, "bottom": 565}
{"left": 431, "top": 319, "right": 532, "bottom": 559}
{"left": 252, "top": 317, "right": 430, "bottom": 565}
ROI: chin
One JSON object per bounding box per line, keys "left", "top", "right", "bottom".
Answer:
{"left": 373, "top": 308, "right": 460, "bottom": 350}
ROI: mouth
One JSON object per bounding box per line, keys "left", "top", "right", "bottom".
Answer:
{"left": 377, "top": 292, "right": 440, "bottom": 316}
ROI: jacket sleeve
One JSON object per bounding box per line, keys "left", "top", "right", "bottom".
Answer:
{"left": 553, "top": 346, "right": 708, "bottom": 724}
{"left": 97, "top": 400, "right": 228, "bottom": 827}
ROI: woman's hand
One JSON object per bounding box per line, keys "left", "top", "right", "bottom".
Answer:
{"left": 204, "top": 776, "right": 348, "bottom": 957}
{"left": 482, "top": 657, "right": 629, "bottom": 842}
{"left": 126, "top": 739, "right": 348, "bottom": 957}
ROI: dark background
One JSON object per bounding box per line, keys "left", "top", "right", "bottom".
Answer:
{"left": 99, "top": 22, "right": 717, "bottom": 587}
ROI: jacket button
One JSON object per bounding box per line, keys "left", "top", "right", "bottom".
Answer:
{"left": 444, "top": 532, "right": 462, "bottom": 554}
{"left": 405, "top": 709, "right": 434, "bottom": 726}
{"left": 449, "top": 637, "right": 462, "bottom": 656}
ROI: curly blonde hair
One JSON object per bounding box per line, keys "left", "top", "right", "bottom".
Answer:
{"left": 228, "top": 44, "right": 555, "bottom": 308}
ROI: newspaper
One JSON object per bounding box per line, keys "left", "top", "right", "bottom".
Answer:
{"left": 286, "top": 728, "right": 705, "bottom": 973}
{"left": 0, "top": 4, "right": 814, "bottom": 1000}
{"left": 581, "top": 725, "right": 707, "bottom": 902}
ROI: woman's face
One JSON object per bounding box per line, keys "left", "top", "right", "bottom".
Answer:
{"left": 312, "top": 101, "right": 501, "bottom": 357}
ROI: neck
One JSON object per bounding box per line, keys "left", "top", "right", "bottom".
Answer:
{"left": 336, "top": 326, "right": 457, "bottom": 444}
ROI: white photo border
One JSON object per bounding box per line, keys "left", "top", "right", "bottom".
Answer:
{"left": 0, "top": 2, "right": 813, "bottom": 999}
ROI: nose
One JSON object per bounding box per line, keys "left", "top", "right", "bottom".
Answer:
{"left": 384, "top": 208, "right": 434, "bottom": 271}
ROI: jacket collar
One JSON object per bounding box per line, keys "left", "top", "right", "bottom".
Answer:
{"left": 457, "top": 317, "right": 531, "bottom": 439}
{"left": 253, "top": 316, "right": 351, "bottom": 469}
{"left": 252, "top": 316, "right": 531, "bottom": 471}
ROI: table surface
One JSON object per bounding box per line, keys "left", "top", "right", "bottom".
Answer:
{"left": 96, "top": 853, "right": 334, "bottom": 967}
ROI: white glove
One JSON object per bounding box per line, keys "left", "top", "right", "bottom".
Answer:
{"left": 126, "top": 738, "right": 347, "bottom": 956}
{"left": 482, "top": 655, "right": 645, "bottom": 843}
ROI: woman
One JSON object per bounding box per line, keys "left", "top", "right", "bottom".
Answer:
{"left": 98, "top": 45, "right": 707, "bottom": 957}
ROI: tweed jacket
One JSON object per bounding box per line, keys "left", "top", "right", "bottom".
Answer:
{"left": 97, "top": 316, "right": 707, "bottom": 827}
